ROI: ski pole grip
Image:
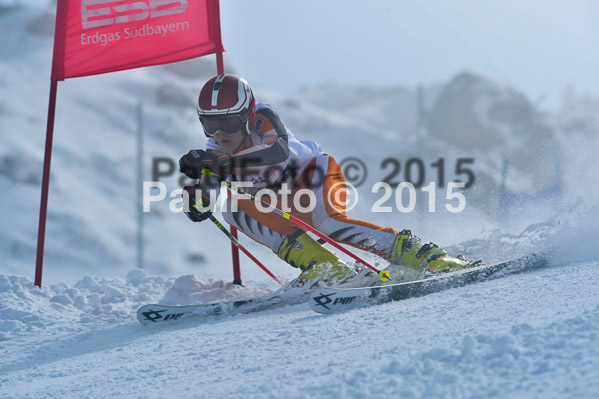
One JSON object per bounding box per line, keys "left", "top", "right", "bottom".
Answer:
{"left": 202, "top": 168, "right": 223, "bottom": 188}
{"left": 201, "top": 168, "right": 216, "bottom": 178}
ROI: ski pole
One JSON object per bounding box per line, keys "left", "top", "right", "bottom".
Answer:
{"left": 207, "top": 214, "right": 284, "bottom": 286}
{"left": 202, "top": 169, "right": 390, "bottom": 282}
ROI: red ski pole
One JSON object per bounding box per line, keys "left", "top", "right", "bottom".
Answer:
{"left": 208, "top": 214, "right": 284, "bottom": 286}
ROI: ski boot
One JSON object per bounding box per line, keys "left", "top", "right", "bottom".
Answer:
{"left": 278, "top": 231, "right": 357, "bottom": 287}
{"left": 389, "top": 230, "right": 472, "bottom": 279}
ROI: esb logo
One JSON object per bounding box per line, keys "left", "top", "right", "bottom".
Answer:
{"left": 81, "top": 0, "right": 188, "bottom": 29}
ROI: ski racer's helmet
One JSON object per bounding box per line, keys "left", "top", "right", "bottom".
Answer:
{"left": 197, "top": 75, "right": 256, "bottom": 137}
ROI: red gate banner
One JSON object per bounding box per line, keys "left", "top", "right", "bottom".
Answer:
{"left": 51, "top": 0, "right": 224, "bottom": 80}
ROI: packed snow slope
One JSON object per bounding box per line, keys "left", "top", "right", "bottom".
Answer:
{"left": 1, "top": 258, "right": 599, "bottom": 398}
{"left": 3, "top": 205, "right": 599, "bottom": 398}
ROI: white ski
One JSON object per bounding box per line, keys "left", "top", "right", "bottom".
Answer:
{"left": 137, "top": 286, "right": 310, "bottom": 325}
{"left": 309, "top": 253, "right": 549, "bottom": 314}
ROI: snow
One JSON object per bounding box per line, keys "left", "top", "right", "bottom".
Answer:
{"left": 2, "top": 3, "right": 599, "bottom": 398}
{"left": 1, "top": 258, "right": 598, "bottom": 398}
{"left": 3, "top": 202, "right": 599, "bottom": 397}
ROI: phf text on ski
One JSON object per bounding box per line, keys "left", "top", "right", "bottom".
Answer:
{"left": 81, "top": 22, "right": 190, "bottom": 46}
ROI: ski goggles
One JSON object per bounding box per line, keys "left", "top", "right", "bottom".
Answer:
{"left": 200, "top": 115, "right": 245, "bottom": 137}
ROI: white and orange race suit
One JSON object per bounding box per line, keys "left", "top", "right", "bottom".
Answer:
{"left": 205, "top": 103, "right": 399, "bottom": 258}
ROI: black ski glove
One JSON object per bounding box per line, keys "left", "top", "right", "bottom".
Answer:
{"left": 182, "top": 184, "right": 214, "bottom": 223}
{"left": 179, "top": 149, "right": 232, "bottom": 180}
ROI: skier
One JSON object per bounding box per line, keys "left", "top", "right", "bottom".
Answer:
{"left": 179, "top": 75, "right": 472, "bottom": 286}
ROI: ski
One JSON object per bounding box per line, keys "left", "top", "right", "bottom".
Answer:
{"left": 308, "top": 252, "right": 549, "bottom": 314}
{"left": 137, "top": 286, "right": 310, "bottom": 325}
